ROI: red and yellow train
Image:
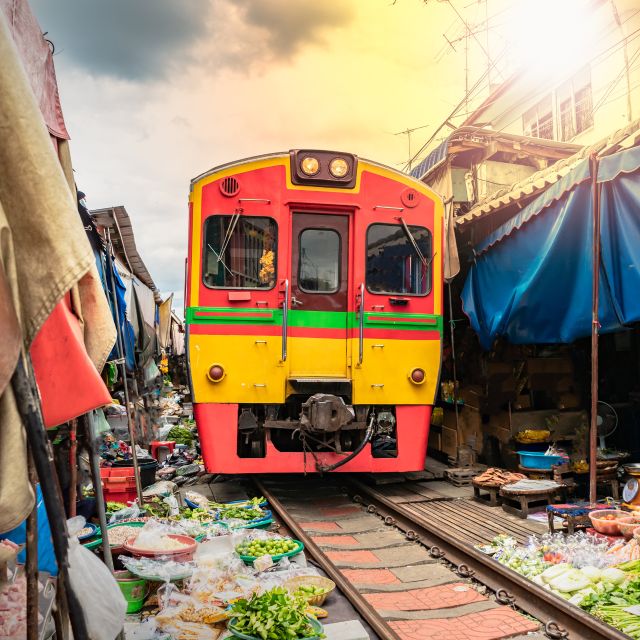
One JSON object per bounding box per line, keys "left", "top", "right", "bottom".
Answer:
{"left": 186, "top": 150, "right": 443, "bottom": 473}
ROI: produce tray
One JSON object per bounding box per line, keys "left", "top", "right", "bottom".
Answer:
{"left": 227, "top": 615, "right": 322, "bottom": 640}
{"left": 237, "top": 539, "right": 304, "bottom": 563}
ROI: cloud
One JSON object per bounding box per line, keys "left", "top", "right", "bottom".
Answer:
{"left": 30, "top": 0, "right": 208, "bottom": 81}
{"left": 211, "top": 0, "right": 355, "bottom": 70}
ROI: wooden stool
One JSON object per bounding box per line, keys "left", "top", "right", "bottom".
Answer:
{"left": 546, "top": 503, "right": 612, "bottom": 534}
{"left": 500, "top": 485, "right": 557, "bottom": 519}
{"left": 471, "top": 479, "right": 502, "bottom": 506}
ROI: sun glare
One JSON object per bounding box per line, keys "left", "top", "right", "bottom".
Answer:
{"left": 508, "top": 0, "right": 602, "bottom": 78}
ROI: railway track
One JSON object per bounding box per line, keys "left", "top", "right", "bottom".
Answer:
{"left": 255, "top": 477, "right": 628, "bottom": 640}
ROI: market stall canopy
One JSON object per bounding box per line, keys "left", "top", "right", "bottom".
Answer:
{"left": 462, "top": 130, "right": 640, "bottom": 349}
{"left": 92, "top": 205, "right": 160, "bottom": 300}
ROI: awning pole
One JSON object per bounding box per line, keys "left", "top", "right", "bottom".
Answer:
{"left": 105, "top": 228, "right": 144, "bottom": 505}
{"left": 589, "top": 153, "right": 601, "bottom": 504}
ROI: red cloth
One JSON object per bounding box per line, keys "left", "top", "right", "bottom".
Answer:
{"left": 30, "top": 294, "right": 111, "bottom": 428}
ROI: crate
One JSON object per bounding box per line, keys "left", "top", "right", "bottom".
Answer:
{"left": 444, "top": 466, "right": 480, "bottom": 487}
{"left": 101, "top": 467, "right": 137, "bottom": 504}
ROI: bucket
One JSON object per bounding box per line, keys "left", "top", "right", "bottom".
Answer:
{"left": 114, "top": 570, "right": 147, "bottom": 614}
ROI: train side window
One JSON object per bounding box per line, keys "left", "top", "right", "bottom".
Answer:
{"left": 202, "top": 215, "right": 277, "bottom": 289}
{"left": 366, "top": 223, "right": 431, "bottom": 295}
{"left": 298, "top": 228, "right": 340, "bottom": 293}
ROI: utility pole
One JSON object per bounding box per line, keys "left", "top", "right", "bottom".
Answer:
{"left": 394, "top": 124, "right": 430, "bottom": 172}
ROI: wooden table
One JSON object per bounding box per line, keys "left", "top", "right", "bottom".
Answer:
{"left": 471, "top": 479, "right": 502, "bottom": 507}
{"left": 500, "top": 484, "right": 558, "bottom": 519}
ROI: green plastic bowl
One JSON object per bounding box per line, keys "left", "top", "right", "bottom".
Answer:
{"left": 227, "top": 616, "right": 322, "bottom": 640}
{"left": 237, "top": 539, "right": 304, "bottom": 564}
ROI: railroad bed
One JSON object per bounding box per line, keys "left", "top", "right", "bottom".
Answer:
{"left": 255, "top": 476, "right": 628, "bottom": 640}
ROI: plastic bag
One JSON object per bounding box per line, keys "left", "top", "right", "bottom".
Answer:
{"left": 143, "top": 481, "right": 177, "bottom": 498}
{"left": 93, "top": 408, "right": 112, "bottom": 436}
{"left": 67, "top": 519, "right": 127, "bottom": 640}
{"left": 109, "top": 504, "right": 141, "bottom": 524}
{"left": 119, "top": 555, "right": 196, "bottom": 582}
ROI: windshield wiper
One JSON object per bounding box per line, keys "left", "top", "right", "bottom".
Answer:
{"left": 398, "top": 217, "right": 427, "bottom": 267}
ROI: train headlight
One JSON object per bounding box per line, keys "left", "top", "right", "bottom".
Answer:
{"left": 409, "top": 368, "right": 425, "bottom": 385}
{"left": 329, "top": 157, "right": 349, "bottom": 178}
{"left": 207, "top": 364, "right": 225, "bottom": 382}
{"left": 300, "top": 156, "right": 320, "bottom": 176}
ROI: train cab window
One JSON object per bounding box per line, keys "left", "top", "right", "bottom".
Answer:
{"left": 366, "top": 223, "right": 431, "bottom": 295}
{"left": 203, "top": 215, "right": 277, "bottom": 289}
{"left": 299, "top": 229, "right": 340, "bottom": 293}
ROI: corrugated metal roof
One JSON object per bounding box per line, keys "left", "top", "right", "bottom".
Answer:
{"left": 91, "top": 205, "right": 160, "bottom": 298}
{"left": 409, "top": 126, "right": 580, "bottom": 182}
{"left": 457, "top": 119, "right": 640, "bottom": 227}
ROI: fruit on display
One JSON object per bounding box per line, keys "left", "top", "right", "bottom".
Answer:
{"left": 236, "top": 537, "right": 298, "bottom": 558}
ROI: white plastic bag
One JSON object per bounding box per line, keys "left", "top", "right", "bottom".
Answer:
{"left": 67, "top": 518, "right": 127, "bottom": 640}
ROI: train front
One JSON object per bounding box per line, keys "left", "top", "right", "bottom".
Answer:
{"left": 186, "top": 150, "right": 443, "bottom": 473}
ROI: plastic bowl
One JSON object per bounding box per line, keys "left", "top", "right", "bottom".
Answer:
{"left": 588, "top": 510, "right": 628, "bottom": 536}
{"left": 284, "top": 576, "right": 335, "bottom": 606}
{"left": 123, "top": 533, "right": 197, "bottom": 562}
{"left": 618, "top": 516, "right": 640, "bottom": 540}
{"left": 517, "top": 451, "right": 565, "bottom": 469}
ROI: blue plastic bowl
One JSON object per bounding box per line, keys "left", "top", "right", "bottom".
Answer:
{"left": 517, "top": 451, "right": 564, "bottom": 469}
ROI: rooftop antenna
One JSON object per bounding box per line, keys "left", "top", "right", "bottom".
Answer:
{"left": 394, "top": 124, "right": 430, "bottom": 171}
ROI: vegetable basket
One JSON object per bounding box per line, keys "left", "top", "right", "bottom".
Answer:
{"left": 227, "top": 615, "right": 323, "bottom": 640}
{"left": 284, "top": 576, "right": 335, "bottom": 606}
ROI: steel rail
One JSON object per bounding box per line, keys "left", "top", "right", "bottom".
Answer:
{"left": 346, "top": 478, "right": 628, "bottom": 640}
{"left": 254, "top": 480, "right": 401, "bottom": 640}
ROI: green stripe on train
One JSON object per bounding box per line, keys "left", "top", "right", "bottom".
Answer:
{"left": 186, "top": 307, "right": 443, "bottom": 333}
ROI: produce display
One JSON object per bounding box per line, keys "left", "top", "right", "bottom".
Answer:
{"left": 219, "top": 506, "right": 266, "bottom": 521}
{"left": 481, "top": 528, "right": 640, "bottom": 638}
{"left": 76, "top": 526, "right": 94, "bottom": 538}
{"left": 128, "top": 534, "right": 191, "bottom": 551}
{"left": 106, "top": 525, "right": 144, "bottom": 546}
{"left": 236, "top": 537, "right": 299, "bottom": 559}
{"left": 295, "top": 585, "right": 328, "bottom": 598}
{"left": 228, "top": 588, "right": 321, "bottom": 640}
{"left": 473, "top": 468, "right": 527, "bottom": 486}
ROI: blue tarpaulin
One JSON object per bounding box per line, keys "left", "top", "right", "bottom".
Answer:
{"left": 105, "top": 259, "right": 136, "bottom": 370}
{"left": 461, "top": 145, "right": 640, "bottom": 349}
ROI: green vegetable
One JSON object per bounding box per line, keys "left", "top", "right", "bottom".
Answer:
{"left": 229, "top": 587, "right": 322, "bottom": 640}
{"left": 601, "top": 568, "right": 627, "bottom": 585}
{"left": 236, "top": 537, "right": 298, "bottom": 559}
{"left": 166, "top": 425, "right": 194, "bottom": 445}
{"left": 220, "top": 506, "right": 265, "bottom": 521}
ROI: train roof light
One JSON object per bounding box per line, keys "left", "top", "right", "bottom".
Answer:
{"left": 300, "top": 156, "right": 320, "bottom": 176}
{"left": 329, "top": 157, "right": 349, "bottom": 178}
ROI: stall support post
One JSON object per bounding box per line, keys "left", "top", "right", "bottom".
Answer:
{"left": 68, "top": 419, "right": 77, "bottom": 517}
{"left": 26, "top": 452, "right": 38, "bottom": 640}
{"left": 589, "top": 153, "right": 601, "bottom": 505}
{"left": 11, "top": 354, "right": 89, "bottom": 640}
{"left": 105, "top": 227, "right": 144, "bottom": 505}
{"left": 83, "top": 412, "right": 115, "bottom": 570}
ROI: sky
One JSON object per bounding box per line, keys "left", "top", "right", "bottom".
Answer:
{"left": 29, "top": 0, "right": 502, "bottom": 314}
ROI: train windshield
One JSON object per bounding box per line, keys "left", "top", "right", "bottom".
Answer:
{"left": 203, "top": 215, "right": 277, "bottom": 289}
{"left": 366, "top": 223, "right": 431, "bottom": 295}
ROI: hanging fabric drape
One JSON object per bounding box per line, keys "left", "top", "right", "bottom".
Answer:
{"left": 461, "top": 144, "right": 640, "bottom": 349}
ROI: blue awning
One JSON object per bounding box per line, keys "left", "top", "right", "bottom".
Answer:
{"left": 461, "top": 144, "right": 640, "bottom": 349}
